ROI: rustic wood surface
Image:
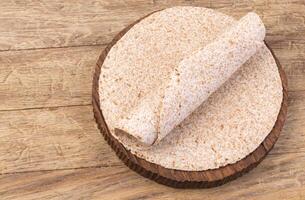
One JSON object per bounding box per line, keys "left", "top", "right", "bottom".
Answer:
{"left": 0, "top": 0, "right": 304, "bottom": 199}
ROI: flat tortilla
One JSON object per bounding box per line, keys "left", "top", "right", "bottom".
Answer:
{"left": 99, "top": 7, "right": 282, "bottom": 171}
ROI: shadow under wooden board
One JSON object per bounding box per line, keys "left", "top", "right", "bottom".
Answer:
{"left": 92, "top": 10, "right": 288, "bottom": 188}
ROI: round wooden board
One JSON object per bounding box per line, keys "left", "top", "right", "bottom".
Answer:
{"left": 92, "top": 11, "right": 288, "bottom": 188}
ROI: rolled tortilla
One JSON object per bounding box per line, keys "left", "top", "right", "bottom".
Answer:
{"left": 115, "top": 12, "right": 266, "bottom": 145}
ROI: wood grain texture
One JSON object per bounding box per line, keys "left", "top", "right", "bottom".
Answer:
{"left": 0, "top": 46, "right": 105, "bottom": 111}
{"left": 1, "top": 152, "right": 305, "bottom": 200}
{"left": 0, "top": 106, "right": 119, "bottom": 174}
{"left": 0, "top": 0, "right": 304, "bottom": 198}
{"left": 0, "top": 0, "right": 156, "bottom": 51}
{"left": 0, "top": 0, "right": 304, "bottom": 52}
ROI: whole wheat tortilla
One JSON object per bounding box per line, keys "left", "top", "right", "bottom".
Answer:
{"left": 116, "top": 13, "right": 265, "bottom": 145}
{"left": 99, "top": 7, "right": 283, "bottom": 171}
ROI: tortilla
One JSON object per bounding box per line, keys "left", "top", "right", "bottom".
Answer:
{"left": 99, "top": 7, "right": 283, "bottom": 171}
{"left": 116, "top": 13, "right": 265, "bottom": 145}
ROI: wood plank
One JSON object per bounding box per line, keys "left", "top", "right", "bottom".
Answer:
{"left": 0, "top": 44, "right": 304, "bottom": 112}
{"left": 0, "top": 45, "right": 104, "bottom": 111}
{"left": 0, "top": 90, "right": 304, "bottom": 174}
{"left": 0, "top": 105, "right": 120, "bottom": 174}
{"left": 0, "top": 0, "right": 304, "bottom": 51}
{"left": 0, "top": 0, "right": 157, "bottom": 51}
{"left": 0, "top": 152, "right": 305, "bottom": 200}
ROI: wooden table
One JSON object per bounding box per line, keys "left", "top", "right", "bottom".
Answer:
{"left": 0, "top": 1, "right": 304, "bottom": 199}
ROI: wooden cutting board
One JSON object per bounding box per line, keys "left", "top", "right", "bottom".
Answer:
{"left": 0, "top": 1, "right": 304, "bottom": 199}
{"left": 92, "top": 10, "right": 288, "bottom": 188}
